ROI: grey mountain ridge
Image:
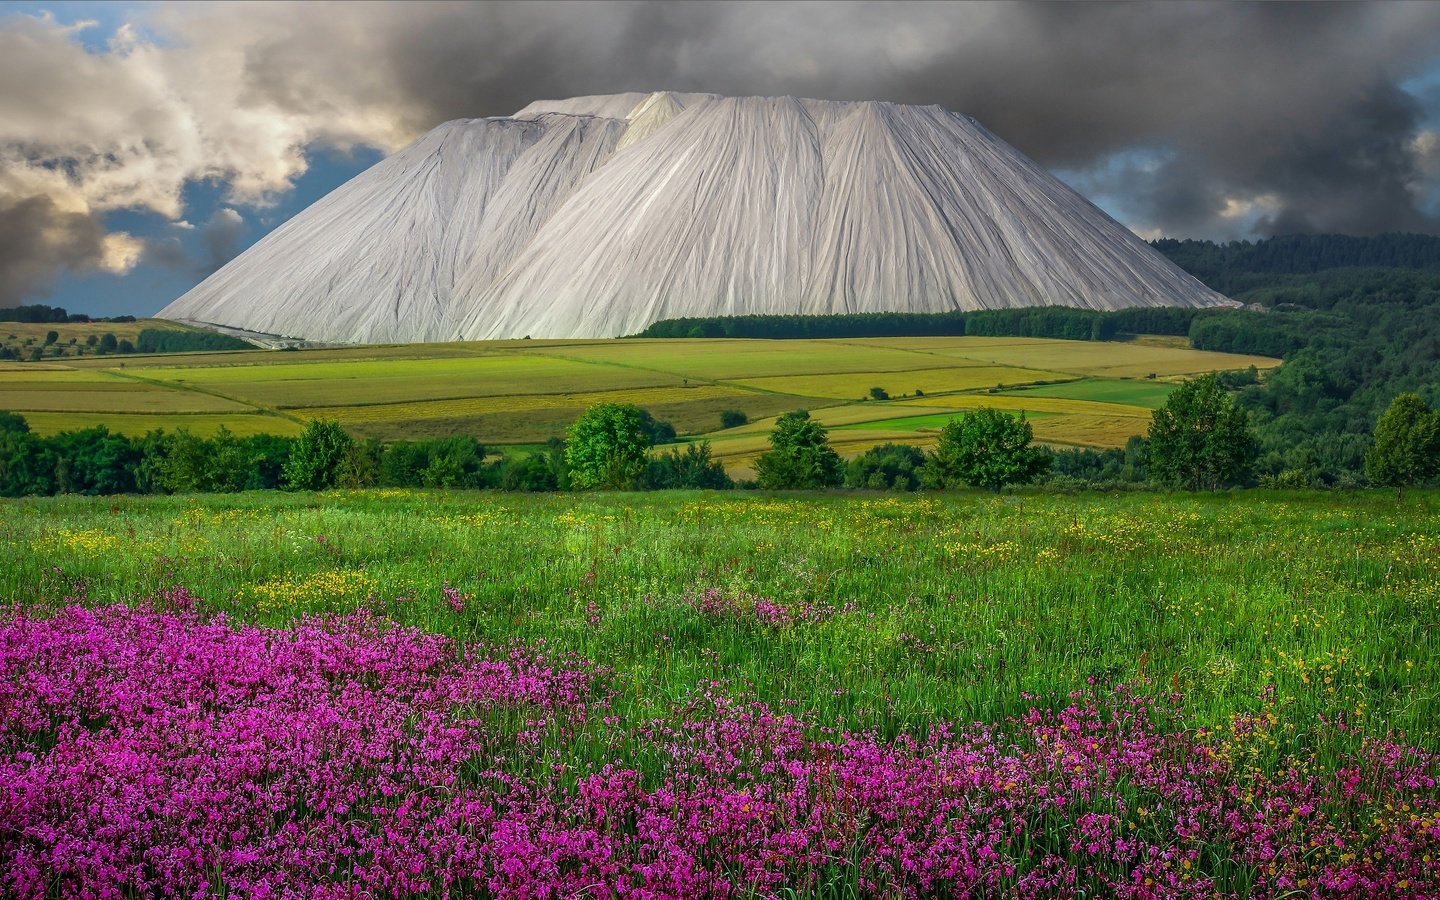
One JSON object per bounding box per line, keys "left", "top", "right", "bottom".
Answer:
{"left": 159, "top": 92, "right": 1230, "bottom": 343}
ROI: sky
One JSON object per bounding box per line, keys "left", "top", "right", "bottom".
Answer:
{"left": 2, "top": 0, "right": 1439, "bottom": 318}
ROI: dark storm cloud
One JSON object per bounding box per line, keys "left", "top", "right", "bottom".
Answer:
{"left": 194, "top": 0, "right": 1440, "bottom": 240}
{"left": 0, "top": 195, "right": 109, "bottom": 307}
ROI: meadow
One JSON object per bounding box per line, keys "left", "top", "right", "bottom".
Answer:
{"left": 0, "top": 335, "right": 1278, "bottom": 472}
{"left": 3, "top": 489, "right": 1438, "bottom": 896}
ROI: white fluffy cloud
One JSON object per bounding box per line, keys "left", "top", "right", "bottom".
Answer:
{"left": 0, "top": 11, "right": 416, "bottom": 220}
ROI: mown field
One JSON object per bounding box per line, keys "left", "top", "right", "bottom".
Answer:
{"left": 3, "top": 489, "right": 1437, "bottom": 895}
{"left": 0, "top": 335, "right": 1278, "bottom": 472}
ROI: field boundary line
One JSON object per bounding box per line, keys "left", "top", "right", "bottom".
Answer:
{"left": 99, "top": 369, "right": 307, "bottom": 426}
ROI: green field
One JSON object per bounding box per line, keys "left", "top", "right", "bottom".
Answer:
{"left": 0, "top": 335, "right": 1280, "bottom": 465}
{"left": 838, "top": 410, "right": 1066, "bottom": 437}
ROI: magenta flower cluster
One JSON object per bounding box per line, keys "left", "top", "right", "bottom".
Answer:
{"left": 3, "top": 603, "right": 1437, "bottom": 898}
{"left": 683, "top": 586, "right": 850, "bottom": 627}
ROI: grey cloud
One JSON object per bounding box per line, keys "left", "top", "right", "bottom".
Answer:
{"left": 0, "top": 195, "right": 108, "bottom": 307}
{"left": 144, "top": 236, "right": 190, "bottom": 272}
{"left": 172, "top": 1, "right": 1440, "bottom": 241}
{"left": 143, "top": 208, "right": 248, "bottom": 278}
{"left": 197, "top": 208, "right": 247, "bottom": 276}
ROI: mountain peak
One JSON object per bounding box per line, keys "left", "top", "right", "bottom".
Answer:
{"left": 160, "top": 92, "right": 1228, "bottom": 343}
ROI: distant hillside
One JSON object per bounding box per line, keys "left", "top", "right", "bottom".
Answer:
{"left": 0, "top": 317, "right": 254, "bottom": 362}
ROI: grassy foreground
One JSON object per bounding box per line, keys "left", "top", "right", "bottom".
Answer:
{"left": 6, "top": 488, "right": 1436, "bottom": 742}
{"left": 4, "top": 489, "right": 1438, "bottom": 896}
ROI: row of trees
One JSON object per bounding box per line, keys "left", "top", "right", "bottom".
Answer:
{"left": 746, "top": 376, "right": 1256, "bottom": 492}
{"left": 0, "top": 304, "right": 134, "bottom": 324}
{"left": 2, "top": 375, "right": 1435, "bottom": 498}
{"left": 637, "top": 306, "right": 1198, "bottom": 342}
{"left": 0, "top": 409, "right": 725, "bottom": 497}
{"left": 557, "top": 376, "right": 1265, "bottom": 493}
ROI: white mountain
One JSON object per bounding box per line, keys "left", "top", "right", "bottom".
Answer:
{"left": 160, "top": 92, "right": 1228, "bottom": 343}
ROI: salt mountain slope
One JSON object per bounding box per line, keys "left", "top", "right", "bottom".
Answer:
{"left": 161, "top": 92, "right": 1228, "bottom": 343}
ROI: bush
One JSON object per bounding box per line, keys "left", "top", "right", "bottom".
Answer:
{"left": 282, "top": 420, "right": 353, "bottom": 491}
{"left": 642, "top": 441, "right": 734, "bottom": 489}
{"left": 566, "top": 404, "right": 651, "bottom": 490}
{"left": 845, "top": 443, "right": 925, "bottom": 491}
{"left": 636, "top": 409, "right": 678, "bottom": 445}
{"left": 719, "top": 409, "right": 748, "bottom": 429}
{"left": 754, "top": 410, "right": 843, "bottom": 490}
{"left": 379, "top": 442, "right": 431, "bottom": 488}
{"left": 498, "top": 452, "right": 560, "bottom": 491}
{"left": 0, "top": 411, "right": 29, "bottom": 434}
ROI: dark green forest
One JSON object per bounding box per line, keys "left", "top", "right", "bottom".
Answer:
{"left": 1157, "top": 236, "right": 1440, "bottom": 483}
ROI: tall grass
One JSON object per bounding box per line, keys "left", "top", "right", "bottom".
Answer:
{"left": 4, "top": 488, "right": 1436, "bottom": 752}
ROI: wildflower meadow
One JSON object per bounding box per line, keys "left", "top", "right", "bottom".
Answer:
{"left": 3, "top": 489, "right": 1438, "bottom": 896}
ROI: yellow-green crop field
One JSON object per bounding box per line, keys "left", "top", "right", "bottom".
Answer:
{"left": 0, "top": 335, "right": 1279, "bottom": 467}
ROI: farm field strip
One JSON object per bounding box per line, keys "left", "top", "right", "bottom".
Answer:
{"left": 0, "top": 335, "right": 1276, "bottom": 452}
{"left": 0, "top": 386, "right": 254, "bottom": 414}
{"left": 15, "top": 410, "right": 306, "bottom": 437}
{"left": 522, "top": 339, "right": 989, "bottom": 380}
{"left": 838, "top": 409, "right": 1064, "bottom": 431}
{"left": 854, "top": 335, "right": 1283, "bottom": 377}
{"left": 1000, "top": 376, "right": 1179, "bottom": 408}
{"left": 1030, "top": 414, "right": 1154, "bottom": 448}
{"left": 730, "top": 364, "right": 1077, "bottom": 399}
{"left": 0, "top": 368, "right": 136, "bottom": 383}
{"left": 295, "top": 384, "right": 759, "bottom": 423}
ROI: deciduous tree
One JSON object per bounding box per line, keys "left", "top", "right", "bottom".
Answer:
{"left": 1147, "top": 374, "right": 1256, "bottom": 490}
{"left": 754, "top": 410, "right": 843, "bottom": 489}
{"left": 1365, "top": 393, "right": 1440, "bottom": 498}
{"left": 925, "top": 408, "right": 1049, "bottom": 491}
{"left": 566, "top": 403, "right": 650, "bottom": 490}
